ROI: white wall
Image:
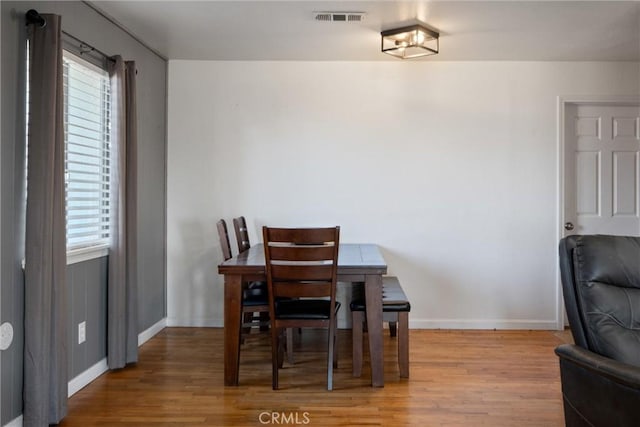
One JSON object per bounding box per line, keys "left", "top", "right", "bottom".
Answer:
{"left": 167, "top": 60, "right": 639, "bottom": 329}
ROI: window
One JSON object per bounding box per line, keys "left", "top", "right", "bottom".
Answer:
{"left": 63, "top": 51, "right": 111, "bottom": 252}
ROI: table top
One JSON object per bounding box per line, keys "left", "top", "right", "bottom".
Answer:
{"left": 218, "top": 243, "right": 387, "bottom": 276}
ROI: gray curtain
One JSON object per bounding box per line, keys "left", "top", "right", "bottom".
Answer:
{"left": 107, "top": 56, "right": 138, "bottom": 369}
{"left": 23, "top": 13, "right": 68, "bottom": 426}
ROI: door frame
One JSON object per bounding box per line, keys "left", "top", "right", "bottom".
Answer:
{"left": 556, "top": 95, "right": 640, "bottom": 330}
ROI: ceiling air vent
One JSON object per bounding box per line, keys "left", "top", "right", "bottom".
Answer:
{"left": 314, "top": 12, "right": 366, "bottom": 23}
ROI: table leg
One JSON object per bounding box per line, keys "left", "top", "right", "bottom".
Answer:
{"left": 224, "top": 274, "right": 243, "bottom": 386}
{"left": 365, "top": 274, "right": 384, "bottom": 387}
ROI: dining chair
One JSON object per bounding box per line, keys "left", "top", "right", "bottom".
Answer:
{"left": 263, "top": 226, "right": 341, "bottom": 390}
{"left": 234, "top": 216, "right": 296, "bottom": 359}
{"left": 233, "top": 216, "right": 251, "bottom": 254}
{"left": 231, "top": 216, "right": 271, "bottom": 332}
{"left": 216, "top": 219, "right": 269, "bottom": 334}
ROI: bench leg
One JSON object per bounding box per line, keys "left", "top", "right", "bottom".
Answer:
{"left": 242, "top": 312, "right": 253, "bottom": 335}
{"left": 332, "top": 317, "right": 339, "bottom": 369}
{"left": 260, "top": 311, "right": 270, "bottom": 331}
{"left": 398, "top": 311, "right": 409, "bottom": 378}
{"left": 286, "top": 328, "right": 294, "bottom": 364}
{"left": 389, "top": 321, "right": 397, "bottom": 337}
{"left": 352, "top": 311, "right": 364, "bottom": 377}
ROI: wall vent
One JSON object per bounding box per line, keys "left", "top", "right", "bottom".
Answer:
{"left": 314, "top": 12, "right": 365, "bottom": 23}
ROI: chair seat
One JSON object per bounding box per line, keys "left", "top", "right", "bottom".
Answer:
{"left": 243, "top": 297, "right": 269, "bottom": 306}
{"left": 248, "top": 281, "right": 266, "bottom": 290}
{"left": 276, "top": 300, "right": 341, "bottom": 319}
{"left": 243, "top": 286, "right": 268, "bottom": 305}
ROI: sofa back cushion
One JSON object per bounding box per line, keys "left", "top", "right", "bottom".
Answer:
{"left": 573, "top": 235, "right": 640, "bottom": 366}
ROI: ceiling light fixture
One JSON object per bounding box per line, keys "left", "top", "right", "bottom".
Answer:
{"left": 381, "top": 23, "right": 439, "bottom": 59}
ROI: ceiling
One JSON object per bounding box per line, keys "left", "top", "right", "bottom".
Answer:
{"left": 89, "top": 1, "right": 640, "bottom": 61}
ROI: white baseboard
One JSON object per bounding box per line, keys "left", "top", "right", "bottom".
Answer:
{"left": 4, "top": 414, "right": 23, "bottom": 427}
{"left": 138, "top": 317, "right": 167, "bottom": 346}
{"left": 409, "top": 318, "right": 559, "bottom": 330}
{"left": 68, "top": 358, "right": 108, "bottom": 397}
{"left": 167, "top": 318, "right": 353, "bottom": 329}
{"left": 166, "top": 317, "right": 221, "bottom": 327}
{"left": 166, "top": 316, "right": 558, "bottom": 330}
{"left": 66, "top": 317, "right": 167, "bottom": 398}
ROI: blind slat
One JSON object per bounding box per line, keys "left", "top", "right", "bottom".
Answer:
{"left": 67, "top": 214, "right": 110, "bottom": 220}
{"left": 67, "top": 159, "right": 110, "bottom": 169}
{"left": 65, "top": 138, "right": 110, "bottom": 152}
{"left": 66, "top": 200, "right": 108, "bottom": 204}
{"left": 68, "top": 230, "right": 109, "bottom": 239}
{"left": 67, "top": 178, "right": 110, "bottom": 185}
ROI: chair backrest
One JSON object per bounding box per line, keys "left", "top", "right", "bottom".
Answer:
{"left": 233, "top": 216, "right": 251, "bottom": 254}
{"left": 217, "top": 219, "right": 233, "bottom": 261}
{"left": 559, "top": 234, "right": 640, "bottom": 366}
{"left": 263, "top": 226, "right": 340, "bottom": 312}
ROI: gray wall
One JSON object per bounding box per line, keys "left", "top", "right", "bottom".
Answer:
{"left": 67, "top": 258, "right": 108, "bottom": 380}
{"left": 1, "top": 2, "right": 167, "bottom": 424}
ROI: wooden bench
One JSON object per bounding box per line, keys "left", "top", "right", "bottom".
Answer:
{"left": 350, "top": 276, "right": 410, "bottom": 378}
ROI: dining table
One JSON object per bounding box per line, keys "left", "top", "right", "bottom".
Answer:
{"left": 218, "top": 243, "right": 388, "bottom": 387}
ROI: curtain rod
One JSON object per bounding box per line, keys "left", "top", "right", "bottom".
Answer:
{"left": 61, "top": 30, "right": 116, "bottom": 63}
{"left": 26, "top": 9, "right": 115, "bottom": 63}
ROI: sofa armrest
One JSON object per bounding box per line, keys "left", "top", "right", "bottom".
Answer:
{"left": 555, "top": 344, "right": 640, "bottom": 387}
{"left": 555, "top": 344, "right": 640, "bottom": 427}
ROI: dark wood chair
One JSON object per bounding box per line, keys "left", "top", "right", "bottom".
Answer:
{"left": 230, "top": 216, "right": 271, "bottom": 332}
{"left": 263, "top": 226, "right": 340, "bottom": 390}
{"left": 233, "top": 216, "right": 251, "bottom": 254}
{"left": 216, "top": 219, "right": 269, "bottom": 334}
{"left": 234, "top": 216, "right": 297, "bottom": 359}
{"left": 217, "top": 219, "right": 234, "bottom": 261}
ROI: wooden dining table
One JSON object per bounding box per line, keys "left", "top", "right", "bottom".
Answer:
{"left": 218, "top": 243, "right": 388, "bottom": 387}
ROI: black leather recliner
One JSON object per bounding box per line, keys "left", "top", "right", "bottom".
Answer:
{"left": 556, "top": 235, "right": 640, "bottom": 427}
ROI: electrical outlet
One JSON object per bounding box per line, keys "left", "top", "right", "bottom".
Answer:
{"left": 78, "top": 321, "right": 86, "bottom": 344}
{"left": 0, "top": 322, "right": 14, "bottom": 350}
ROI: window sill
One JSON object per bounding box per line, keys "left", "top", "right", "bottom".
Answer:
{"left": 67, "top": 244, "right": 109, "bottom": 265}
{"left": 20, "top": 245, "right": 109, "bottom": 271}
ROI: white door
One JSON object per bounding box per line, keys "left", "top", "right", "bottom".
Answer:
{"left": 564, "top": 103, "right": 640, "bottom": 237}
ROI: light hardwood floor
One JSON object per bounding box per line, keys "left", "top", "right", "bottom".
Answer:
{"left": 60, "top": 327, "right": 568, "bottom": 426}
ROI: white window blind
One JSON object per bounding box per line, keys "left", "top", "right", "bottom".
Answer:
{"left": 63, "top": 51, "right": 111, "bottom": 250}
